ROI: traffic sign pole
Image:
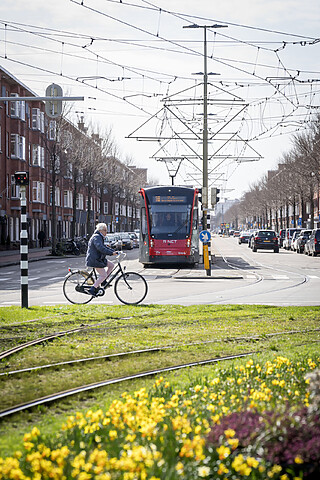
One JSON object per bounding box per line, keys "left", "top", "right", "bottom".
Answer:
{"left": 199, "top": 229, "right": 211, "bottom": 276}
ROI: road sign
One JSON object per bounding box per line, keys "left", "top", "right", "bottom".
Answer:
{"left": 45, "top": 84, "right": 63, "bottom": 118}
{"left": 199, "top": 230, "right": 211, "bottom": 243}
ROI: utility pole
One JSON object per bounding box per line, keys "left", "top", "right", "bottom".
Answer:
{"left": 183, "top": 23, "right": 227, "bottom": 232}
{"left": 183, "top": 23, "right": 227, "bottom": 275}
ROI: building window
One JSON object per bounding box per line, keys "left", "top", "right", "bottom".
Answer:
{"left": 76, "top": 193, "right": 84, "bottom": 210}
{"left": 32, "top": 145, "right": 45, "bottom": 167}
{"left": 103, "top": 202, "right": 108, "bottom": 214}
{"left": 32, "top": 181, "right": 45, "bottom": 203}
{"left": 50, "top": 187, "right": 61, "bottom": 206}
{"left": 55, "top": 187, "right": 60, "bottom": 206}
{"left": 32, "top": 108, "right": 44, "bottom": 132}
{"left": 49, "top": 120, "right": 56, "bottom": 140}
{"left": 64, "top": 190, "right": 73, "bottom": 208}
{"left": 10, "top": 134, "right": 26, "bottom": 160}
{"left": 10, "top": 94, "right": 26, "bottom": 121}
{"left": 10, "top": 175, "right": 20, "bottom": 198}
{"left": 65, "top": 162, "right": 73, "bottom": 179}
{"left": 115, "top": 202, "right": 119, "bottom": 215}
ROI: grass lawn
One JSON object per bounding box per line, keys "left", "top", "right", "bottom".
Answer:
{"left": 0, "top": 304, "right": 319, "bottom": 479}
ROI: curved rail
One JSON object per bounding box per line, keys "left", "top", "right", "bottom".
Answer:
{"left": 0, "top": 352, "right": 254, "bottom": 419}
{"left": 2, "top": 327, "right": 320, "bottom": 375}
{"left": 0, "top": 326, "right": 87, "bottom": 361}
{"left": 211, "top": 239, "right": 309, "bottom": 303}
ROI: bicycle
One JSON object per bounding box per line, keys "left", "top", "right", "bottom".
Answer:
{"left": 63, "top": 252, "right": 148, "bottom": 305}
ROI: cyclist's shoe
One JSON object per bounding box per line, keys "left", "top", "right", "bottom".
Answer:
{"left": 89, "top": 286, "right": 97, "bottom": 296}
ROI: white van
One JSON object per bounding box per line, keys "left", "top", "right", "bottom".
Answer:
{"left": 283, "top": 228, "right": 301, "bottom": 250}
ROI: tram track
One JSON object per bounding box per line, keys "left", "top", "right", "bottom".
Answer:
{"left": 211, "top": 240, "right": 309, "bottom": 302}
{"left": 1, "top": 327, "right": 320, "bottom": 378}
{"left": 2, "top": 322, "right": 319, "bottom": 419}
{"left": 0, "top": 352, "right": 255, "bottom": 419}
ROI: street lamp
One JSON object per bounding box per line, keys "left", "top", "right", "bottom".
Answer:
{"left": 183, "top": 23, "right": 227, "bottom": 231}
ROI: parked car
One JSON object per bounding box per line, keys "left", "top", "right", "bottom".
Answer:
{"left": 248, "top": 230, "right": 258, "bottom": 248}
{"left": 304, "top": 229, "right": 320, "bottom": 256}
{"left": 119, "top": 233, "right": 133, "bottom": 250}
{"left": 233, "top": 231, "right": 240, "bottom": 237}
{"left": 295, "top": 230, "right": 312, "bottom": 254}
{"left": 128, "top": 232, "right": 139, "bottom": 248}
{"left": 283, "top": 228, "right": 301, "bottom": 250}
{"left": 238, "top": 231, "right": 251, "bottom": 244}
{"left": 291, "top": 231, "right": 302, "bottom": 251}
{"left": 105, "top": 233, "right": 122, "bottom": 251}
{"left": 278, "top": 229, "right": 286, "bottom": 247}
{"left": 251, "top": 230, "right": 279, "bottom": 253}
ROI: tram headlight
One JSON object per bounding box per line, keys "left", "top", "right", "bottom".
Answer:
{"left": 150, "top": 239, "right": 154, "bottom": 247}
{"left": 186, "top": 238, "right": 191, "bottom": 247}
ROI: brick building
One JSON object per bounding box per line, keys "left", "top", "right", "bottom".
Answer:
{"left": 0, "top": 66, "right": 147, "bottom": 250}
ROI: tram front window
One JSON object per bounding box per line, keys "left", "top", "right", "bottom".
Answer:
{"left": 149, "top": 205, "right": 191, "bottom": 237}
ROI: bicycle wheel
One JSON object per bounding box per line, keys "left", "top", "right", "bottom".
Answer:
{"left": 63, "top": 271, "right": 94, "bottom": 304}
{"left": 114, "top": 272, "right": 148, "bottom": 305}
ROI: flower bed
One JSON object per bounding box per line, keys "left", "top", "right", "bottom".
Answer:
{"left": 0, "top": 355, "right": 319, "bottom": 479}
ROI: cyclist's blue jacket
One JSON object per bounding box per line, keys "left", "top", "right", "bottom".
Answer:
{"left": 85, "top": 231, "right": 114, "bottom": 268}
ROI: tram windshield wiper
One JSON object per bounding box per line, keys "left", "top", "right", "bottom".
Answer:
{"left": 173, "top": 219, "right": 189, "bottom": 235}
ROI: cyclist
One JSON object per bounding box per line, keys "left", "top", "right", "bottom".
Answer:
{"left": 85, "top": 223, "right": 118, "bottom": 296}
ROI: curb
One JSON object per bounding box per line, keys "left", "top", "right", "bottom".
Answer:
{"left": 0, "top": 254, "right": 85, "bottom": 269}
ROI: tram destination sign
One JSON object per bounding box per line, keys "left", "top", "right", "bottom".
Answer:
{"left": 153, "top": 195, "right": 187, "bottom": 203}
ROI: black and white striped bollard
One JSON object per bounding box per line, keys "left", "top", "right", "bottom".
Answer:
{"left": 20, "top": 185, "right": 28, "bottom": 308}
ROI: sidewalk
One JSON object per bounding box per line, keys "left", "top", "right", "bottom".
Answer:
{"left": 0, "top": 247, "right": 53, "bottom": 268}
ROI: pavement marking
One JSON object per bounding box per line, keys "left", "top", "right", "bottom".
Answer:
{"left": 272, "top": 275, "right": 289, "bottom": 279}
{"left": 48, "top": 260, "right": 68, "bottom": 263}
{"left": 0, "top": 277, "right": 10, "bottom": 282}
{"left": 309, "top": 275, "right": 319, "bottom": 279}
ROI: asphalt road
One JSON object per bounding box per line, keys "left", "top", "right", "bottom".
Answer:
{"left": 0, "top": 236, "right": 319, "bottom": 307}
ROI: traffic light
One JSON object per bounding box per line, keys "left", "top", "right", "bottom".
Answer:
{"left": 211, "top": 187, "right": 220, "bottom": 207}
{"left": 14, "top": 171, "right": 29, "bottom": 186}
{"left": 197, "top": 187, "right": 202, "bottom": 203}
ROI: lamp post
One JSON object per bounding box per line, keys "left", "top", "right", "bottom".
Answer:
{"left": 183, "top": 23, "right": 227, "bottom": 231}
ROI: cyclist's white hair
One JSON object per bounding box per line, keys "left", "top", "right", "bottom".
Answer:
{"left": 96, "top": 223, "right": 107, "bottom": 232}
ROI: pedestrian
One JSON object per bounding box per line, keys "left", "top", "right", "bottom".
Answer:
{"left": 85, "top": 223, "right": 118, "bottom": 296}
{"left": 38, "top": 230, "right": 46, "bottom": 248}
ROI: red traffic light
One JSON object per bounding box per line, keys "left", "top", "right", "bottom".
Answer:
{"left": 14, "top": 171, "right": 29, "bottom": 186}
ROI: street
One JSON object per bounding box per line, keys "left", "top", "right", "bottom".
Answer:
{"left": 0, "top": 235, "right": 319, "bottom": 307}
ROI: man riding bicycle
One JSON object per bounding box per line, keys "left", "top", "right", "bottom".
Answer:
{"left": 85, "top": 223, "right": 118, "bottom": 296}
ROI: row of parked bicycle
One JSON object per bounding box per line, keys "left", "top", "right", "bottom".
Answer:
{"left": 237, "top": 228, "right": 320, "bottom": 256}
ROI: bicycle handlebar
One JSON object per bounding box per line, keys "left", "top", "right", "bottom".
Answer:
{"left": 115, "top": 251, "right": 126, "bottom": 262}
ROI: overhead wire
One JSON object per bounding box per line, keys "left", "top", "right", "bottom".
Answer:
{"left": 0, "top": 2, "right": 318, "bottom": 178}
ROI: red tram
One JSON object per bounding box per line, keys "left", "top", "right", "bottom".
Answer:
{"left": 139, "top": 186, "right": 200, "bottom": 265}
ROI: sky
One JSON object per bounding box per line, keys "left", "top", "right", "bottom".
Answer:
{"left": 0, "top": 0, "right": 319, "bottom": 200}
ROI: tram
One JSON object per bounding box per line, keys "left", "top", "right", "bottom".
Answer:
{"left": 139, "top": 185, "right": 200, "bottom": 265}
